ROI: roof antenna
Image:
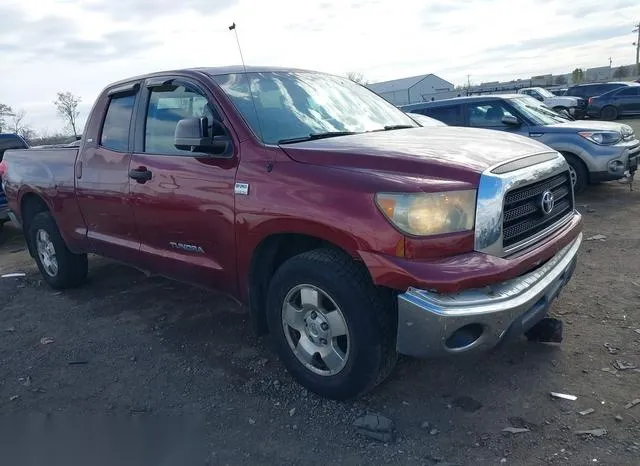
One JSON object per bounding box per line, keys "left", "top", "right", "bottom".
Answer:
{"left": 228, "top": 22, "right": 265, "bottom": 146}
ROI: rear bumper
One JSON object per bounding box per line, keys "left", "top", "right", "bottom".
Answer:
{"left": 396, "top": 233, "right": 581, "bottom": 358}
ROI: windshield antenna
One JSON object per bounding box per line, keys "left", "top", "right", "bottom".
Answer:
{"left": 228, "top": 22, "right": 265, "bottom": 145}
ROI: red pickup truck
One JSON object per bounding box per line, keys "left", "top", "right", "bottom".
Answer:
{"left": 0, "top": 67, "right": 583, "bottom": 399}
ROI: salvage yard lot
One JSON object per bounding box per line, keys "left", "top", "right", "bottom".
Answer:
{"left": 1, "top": 120, "right": 640, "bottom": 465}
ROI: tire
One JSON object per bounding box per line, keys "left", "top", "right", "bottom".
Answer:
{"left": 266, "top": 248, "right": 397, "bottom": 399}
{"left": 27, "top": 212, "right": 88, "bottom": 289}
{"left": 562, "top": 153, "right": 588, "bottom": 195}
{"left": 601, "top": 105, "right": 618, "bottom": 121}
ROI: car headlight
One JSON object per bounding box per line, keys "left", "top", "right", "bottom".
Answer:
{"left": 375, "top": 191, "right": 476, "bottom": 236}
{"left": 578, "top": 131, "right": 622, "bottom": 145}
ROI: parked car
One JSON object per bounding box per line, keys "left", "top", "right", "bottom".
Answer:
{"left": 402, "top": 95, "right": 639, "bottom": 193}
{"left": 517, "top": 87, "right": 585, "bottom": 118}
{"left": 565, "top": 82, "right": 632, "bottom": 102}
{"left": 0, "top": 133, "right": 29, "bottom": 233}
{"left": 586, "top": 84, "right": 640, "bottom": 120}
{"left": 0, "top": 67, "right": 583, "bottom": 399}
{"left": 553, "top": 88, "right": 568, "bottom": 96}
{"left": 406, "top": 112, "right": 447, "bottom": 126}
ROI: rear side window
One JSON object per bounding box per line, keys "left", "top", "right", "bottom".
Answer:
{"left": 567, "top": 87, "right": 586, "bottom": 97}
{"left": 416, "top": 106, "right": 463, "bottom": 125}
{"left": 616, "top": 86, "right": 639, "bottom": 96}
{"left": 100, "top": 94, "right": 136, "bottom": 152}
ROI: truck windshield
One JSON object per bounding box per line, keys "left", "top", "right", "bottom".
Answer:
{"left": 536, "top": 88, "right": 554, "bottom": 98}
{"left": 213, "top": 71, "right": 418, "bottom": 144}
{"left": 510, "top": 97, "right": 569, "bottom": 125}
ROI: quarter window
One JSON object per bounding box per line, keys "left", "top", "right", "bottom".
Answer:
{"left": 144, "top": 84, "right": 219, "bottom": 155}
{"left": 100, "top": 94, "right": 136, "bottom": 152}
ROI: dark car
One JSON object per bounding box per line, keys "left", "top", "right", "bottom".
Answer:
{"left": 586, "top": 84, "right": 640, "bottom": 120}
{"left": 565, "top": 82, "right": 631, "bottom": 101}
{"left": 0, "top": 133, "right": 29, "bottom": 232}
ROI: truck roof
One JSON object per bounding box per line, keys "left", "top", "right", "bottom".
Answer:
{"left": 106, "top": 66, "right": 321, "bottom": 88}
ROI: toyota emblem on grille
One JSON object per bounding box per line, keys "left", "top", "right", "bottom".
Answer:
{"left": 540, "top": 190, "right": 555, "bottom": 215}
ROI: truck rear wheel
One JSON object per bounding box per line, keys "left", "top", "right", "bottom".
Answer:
{"left": 28, "top": 212, "right": 88, "bottom": 289}
{"left": 266, "top": 248, "right": 397, "bottom": 399}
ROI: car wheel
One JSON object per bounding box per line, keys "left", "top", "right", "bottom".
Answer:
{"left": 28, "top": 212, "right": 88, "bottom": 289}
{"left": 562, "top": 153, "right": 588, "bottom": 195}
{"left": 601, "top": 105, "right": 618, "bottom": 121}
{"left": 266, "top": 248, "right": 397, "bottom": 399}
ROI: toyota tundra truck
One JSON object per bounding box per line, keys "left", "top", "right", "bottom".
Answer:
{"left": 0, "top": 67, "right": 583, "bottom": 399}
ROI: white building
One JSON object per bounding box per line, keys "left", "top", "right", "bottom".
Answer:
{"left": 367, "top": 74, "right": 455, "bottom": 106}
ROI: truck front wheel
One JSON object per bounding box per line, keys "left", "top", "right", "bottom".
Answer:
{"left": 266, "top": 248, "right": 397, "bottom": 399}
{"left": 28, "top": 212, "right": 88, "bottom": 289}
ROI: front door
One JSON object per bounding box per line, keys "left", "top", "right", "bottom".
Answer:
{"left": 129, "top": 78, "right": 239, "bottom": 295}
{"left": 75, "top": 88, "right": 142, "bottom": 264}
{"left": 466, "top": 101, "right": 526, "bottom": 135}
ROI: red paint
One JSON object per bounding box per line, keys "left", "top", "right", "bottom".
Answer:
{"left": 2, "top": 67, "right": 583, "bottom": 304}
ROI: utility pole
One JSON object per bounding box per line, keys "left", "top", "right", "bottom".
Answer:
{"left": 466, "top": 74, "right": 471, "bottom": 95}
{"left": 609, "top": 57, "right": 613, "bottom": 79}
{"left": 634, "top": 22, "right": 640, "bottom": 75}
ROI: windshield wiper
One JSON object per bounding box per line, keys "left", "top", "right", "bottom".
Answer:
{"left": 370, "top": 125, "right": 416, "bottom": 132}
{"left": 277, "top": 131, "right": 357, "bottom": 144}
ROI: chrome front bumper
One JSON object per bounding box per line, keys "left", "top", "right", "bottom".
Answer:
{"left": 396, "top": 233, "right": 582, "bottom": 358}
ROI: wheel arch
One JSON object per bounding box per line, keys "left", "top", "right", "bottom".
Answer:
{"left": 246, "top": 232, "right": 363, "bottom": 336}
{"left": 20, "top": 192, "right": 52, "bottom": 257}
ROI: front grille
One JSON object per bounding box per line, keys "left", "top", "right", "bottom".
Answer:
{"left": 502, "top": 172, "right": 573, "bottom": 249}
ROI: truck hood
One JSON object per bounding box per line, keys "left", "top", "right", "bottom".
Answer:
{"left": 280, "top": 127, "right": 554, "bottom": 185}
{"left": 538, "top": 120, "right": 634, "bottom": 134}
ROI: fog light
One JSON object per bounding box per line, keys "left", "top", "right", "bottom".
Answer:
{"left": 608, "top": 160, "right": 625, "bottom": 172}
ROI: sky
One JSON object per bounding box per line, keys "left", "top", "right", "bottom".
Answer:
{"left": 1, "top": 0, "right": 639, "bottom": 134}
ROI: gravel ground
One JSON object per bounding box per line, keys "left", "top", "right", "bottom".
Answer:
{"left": 1, "top": 124, "right": 640, "bottom": 465}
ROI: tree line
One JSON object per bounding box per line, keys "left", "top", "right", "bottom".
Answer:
{"left": 0, "top": 92, "right": 81, "bottom": 145}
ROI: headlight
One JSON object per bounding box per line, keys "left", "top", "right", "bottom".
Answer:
{"left": 578, "top": 131, "right": 622, "bottom": 145}
{"left": 375, "top": 190, "right": 476, "bottom": 236}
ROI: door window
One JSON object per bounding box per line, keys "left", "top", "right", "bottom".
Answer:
{"left": 100, "top": 94, "right": 136, "bottom": 152}
{"left": 467, "top": 102, "right": 516, "bottom": 128}
{"left": 144, "top": 84, "right": 220, "bottom": 155}
{"left": 418, "top": 106, "right": 463, "bottom": 125}
{"left": 616, "top": 87, "right": 639, "bottom": 96}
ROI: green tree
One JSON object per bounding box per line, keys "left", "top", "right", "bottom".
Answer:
{"left": 54, "top": 91, "right": 81, "bottom": 137}
{"left": 571, "top": 68, "right": 585, "bottom": 84}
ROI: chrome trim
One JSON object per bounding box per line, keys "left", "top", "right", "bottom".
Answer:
{"left": 475, "top": 152, "right": 572, "bottom": 257}
{"left": 503, "top": 211, "right": 574, "bottom": 256}
{"left": 396, "top": 233, "right": 582, "bottom": 358}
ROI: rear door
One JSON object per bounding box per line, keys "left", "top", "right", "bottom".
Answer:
{"left": 75, "top": 83, "right": 142, "bottom": 264}
{"left": 612, "top": 86, "right": 640, "bottom": 115}
{"left": 128, "top": 76, "right": 239, "bottom": 295}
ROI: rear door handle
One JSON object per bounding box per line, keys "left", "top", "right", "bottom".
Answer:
{"left": 129, "top": 167, "right": 152, "bottom": 183}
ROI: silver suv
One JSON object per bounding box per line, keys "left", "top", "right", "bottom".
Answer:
{"left": 402, "top": 95, "right": 639, "bottom": 193}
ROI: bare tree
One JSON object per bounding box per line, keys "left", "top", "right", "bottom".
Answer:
{"left": 346, "top": 72, "right": 368, "bottom": 85}
{"left": 54, "top": 91, "right": 81, "bottom": 138}
{"left": 0, "top": 102, "right": 14, "bottom": 132}
{"left": 11, "top": 109, "right": 25, "bottom": 133}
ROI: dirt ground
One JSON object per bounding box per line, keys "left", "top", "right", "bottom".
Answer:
{"left": 1, "top": 123, "right": 640, "bottom": 465}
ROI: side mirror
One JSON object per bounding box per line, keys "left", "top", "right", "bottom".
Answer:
{"left": 174, "top": 117, "right": 231, "bottom": 156}
{"left": 502, "top": 115, "right": 520, "bottom": 126}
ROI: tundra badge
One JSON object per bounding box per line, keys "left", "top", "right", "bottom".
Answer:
{"left": 234, "top": 182, "right": 249, "bottom": 195}
{"left": 170, "top": 242, "right": 205, "bottom": 254}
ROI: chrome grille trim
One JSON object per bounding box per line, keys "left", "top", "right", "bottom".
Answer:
{"left": 475, "top": 152, "right": 574, "bottom": 257}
